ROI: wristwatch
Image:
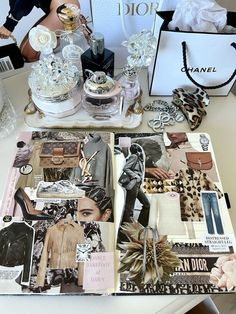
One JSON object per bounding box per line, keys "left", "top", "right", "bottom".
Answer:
{"left": 199, "top": 134, "right": 209, "bottom": 151}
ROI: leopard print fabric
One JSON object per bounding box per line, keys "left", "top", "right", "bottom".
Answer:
{"left": 172, "top": 88, "right": 209, "bottom": 131}
{"left": 142, "top": 167, "right": 222, "bottom": 222}
{"left": 175, "top": 167, "right": 223, "bottom": 222}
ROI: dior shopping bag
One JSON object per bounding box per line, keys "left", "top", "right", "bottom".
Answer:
{"left": 157, "top": 0, "right": 179, "bottom": 11}
{"left": 148, "top": 11, "right": 236, "bottom": 96}
{"left": 39, "top": 141, "right": 80, "bottom": 168}
{"left": 90, "top": 0, "right": 158, "bottom": 67}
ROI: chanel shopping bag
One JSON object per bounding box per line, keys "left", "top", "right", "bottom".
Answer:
{"left": 90, "top": 0, "right": 158, "bottom": 67}
{"left": 148, "top": 11, "right": 236, "bottom": 96}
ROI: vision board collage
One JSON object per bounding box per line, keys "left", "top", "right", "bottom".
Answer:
{"left": 0, "top": 131, "right": 235, "bottom": 295}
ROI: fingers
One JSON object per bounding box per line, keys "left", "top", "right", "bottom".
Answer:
{"left": 145, "top": 167, "right": 170, "bottom": 180}
{"left": 0, "top": 33, "right": 10, "bottom": 39}
{"left": 152, "top": 168, "right": 170, "bottom": 180}
{"left": 0, "top": 26, "right": 11, "bottom": 39}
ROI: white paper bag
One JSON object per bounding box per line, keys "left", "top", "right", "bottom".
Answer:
{"left": 148, "top": 11, "right": 236, "bottom": 96}
{"left": 158, "top": 0, "right": 179, "bottom": 11}
{"left": 90, "top": 0, "right": 158, "bottom": 67}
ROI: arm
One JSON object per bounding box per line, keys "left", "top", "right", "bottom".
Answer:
{"left": 123, "top": 155, "right": 138, "bottom": 179}
{"left": 36, "top": 228, "right": 51, "bottom": 287}
{"left": 22, "top": 226, "right": 35, "bottom": 283}
{"left": 3, "top": 0, "right": 35, "bottom": 33}
{"left": 77, "top": 225, "right": 85, "bottom": 286}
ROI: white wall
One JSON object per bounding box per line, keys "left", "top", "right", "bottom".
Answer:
{"left": 217, "top": 0, "right": 236, "bottom": 11}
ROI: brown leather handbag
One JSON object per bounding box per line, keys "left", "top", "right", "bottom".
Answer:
{"left": 39, "top": 141, "right": 80, "bottom": 168}
{"left": 185, "top": 152, "right": 213, "bottom": 171}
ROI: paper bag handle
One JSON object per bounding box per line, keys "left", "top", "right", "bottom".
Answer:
{"left": 182, "top": 41, "right": 236, "bottom": 89}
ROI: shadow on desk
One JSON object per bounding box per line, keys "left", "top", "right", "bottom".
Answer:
{"left": 231, "top": 82, "right": 236, "bottom": 96}
{"left": 186, "top": 297, "right": 219, "bottom": 314}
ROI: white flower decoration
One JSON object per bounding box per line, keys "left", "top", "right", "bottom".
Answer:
{"left": 29, "top": 25, "right": 57, "bottom": 54}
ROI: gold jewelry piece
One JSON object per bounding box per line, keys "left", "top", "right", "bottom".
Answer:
{"left": 24, "top": 89, "right": 37, "bottom": 115}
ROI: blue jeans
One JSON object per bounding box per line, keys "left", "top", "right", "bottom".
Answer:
{"left": 201, "top": 192, "right": 224, "bottom": 234}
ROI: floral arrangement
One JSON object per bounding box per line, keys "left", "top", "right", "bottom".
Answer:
{"left": 209, "top": 254, "right": 236, "bottom": 291}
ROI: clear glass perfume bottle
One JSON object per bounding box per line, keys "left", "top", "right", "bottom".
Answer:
{"left": 119, "top": 65, "right": 140, "bottom": 101}
{"left": 57, "top": 3, "right": 89, "bottom": 73}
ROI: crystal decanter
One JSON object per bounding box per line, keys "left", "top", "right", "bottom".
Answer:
{"left": 28, "top": 54, "right": 81, "bottom": 118}
{"left": 56, "top": 3, "right": 89, "bottom": 74}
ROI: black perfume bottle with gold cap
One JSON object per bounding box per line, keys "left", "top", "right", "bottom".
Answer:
{"left": 81, "top": 32, "right": 114, "bottom": 81}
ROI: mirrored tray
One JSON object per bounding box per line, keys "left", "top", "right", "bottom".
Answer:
{"left": 24, "top": 107, "right": 142, "bottom": 129}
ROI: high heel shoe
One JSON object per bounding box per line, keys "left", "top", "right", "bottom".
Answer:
{"left": 14, "top": 187, "right": 54, "bottom": 220}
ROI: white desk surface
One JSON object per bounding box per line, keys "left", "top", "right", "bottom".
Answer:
{"left": 0, "top": 69, "right": 235, "bottom": 314}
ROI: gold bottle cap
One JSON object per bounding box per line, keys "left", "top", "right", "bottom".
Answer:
{"left": 56, "top": 3, "right": 80, "bottom": 31}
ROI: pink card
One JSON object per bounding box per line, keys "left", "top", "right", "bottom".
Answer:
{"left": 83, "top": 252, "right": 115, "bottom": 291}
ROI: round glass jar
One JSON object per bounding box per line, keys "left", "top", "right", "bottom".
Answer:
{"left": 82, "top": 71, "right": 122, "bottom": 119}
{"left": 28, "top": 54, "right": 81, "bottom": 118}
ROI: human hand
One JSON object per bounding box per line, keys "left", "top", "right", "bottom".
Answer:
{"left": 167, "top": 169, "right": 176, "bottom": 179}
{"left": 0, "top": 26, "right": 12, "bottom": 39}
{"left": 135, "top": 175, "right": 141, "bottom": 183}
{"left": 145, "top": 167, "right": 170, "bottom": 180}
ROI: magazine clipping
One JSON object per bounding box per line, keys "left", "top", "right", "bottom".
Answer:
{"left": 0, "top": 131, "right": 235, "bottom": 295}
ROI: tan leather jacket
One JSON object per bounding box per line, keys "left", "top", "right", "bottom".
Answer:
{"left": 37, "top": 219, "right": 85, "bottom": 287}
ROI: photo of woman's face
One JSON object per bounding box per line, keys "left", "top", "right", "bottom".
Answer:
{"left": 77, "top": 197, "right": 111, "bottom": 222}
{"left": 167, "top": 132, "right": 187, "bottom": 144}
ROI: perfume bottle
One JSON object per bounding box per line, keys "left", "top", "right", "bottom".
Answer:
{"left": 56, "top": 3, "right": 88, "bottom": 72}
{"left": 119, "top": 65, "right": 140, "bottom": 101}
{"left": 81, "top": 32, "right": 114, "bottom": 81}
{"left": 82, "top": 71, "right": 122, "bottom": 119}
